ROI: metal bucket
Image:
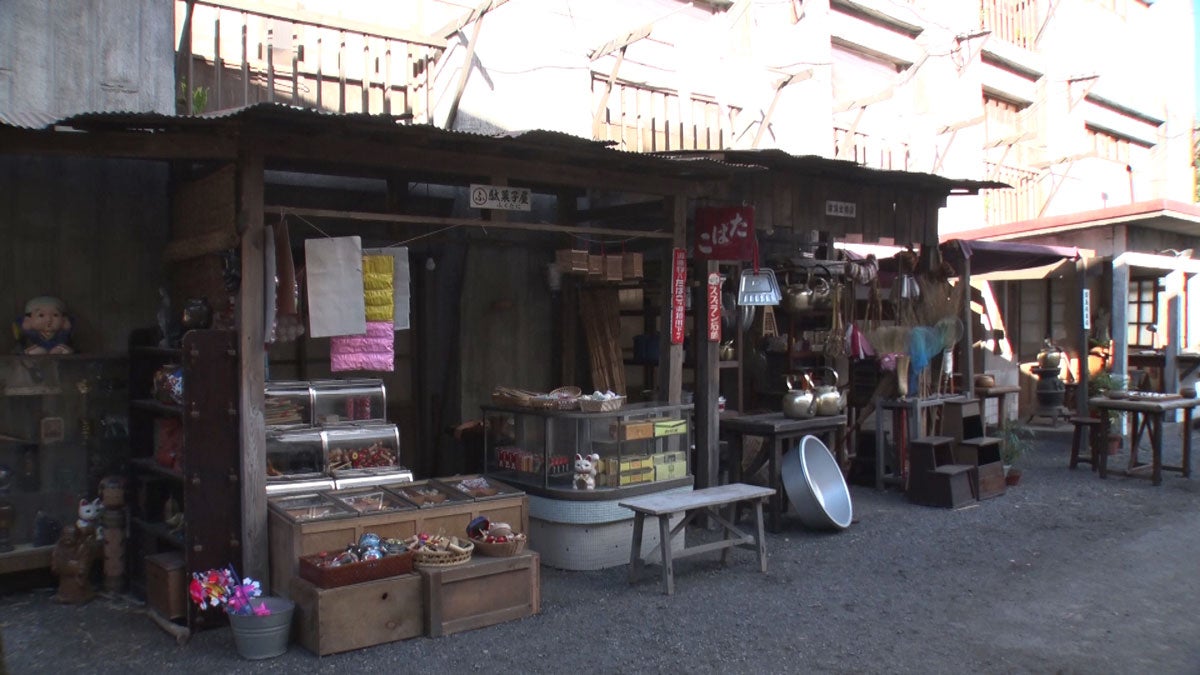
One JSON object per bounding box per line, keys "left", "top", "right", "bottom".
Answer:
{"left": 781, "top": 435, "right": 852, "bottom": 530}
{"left": 228, "top": 597, "right": 294, "bottom": 660}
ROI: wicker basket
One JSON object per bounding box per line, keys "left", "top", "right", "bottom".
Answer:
{"left": 530, "top": 386, "right": 582, "bottom": 410}
{"left": 491, "top": 386, "right": 539, "bottom": 408}
{"left": 470, "top": 536, "right": 527, "bottom": 558}
{"left": 413, "top": 540, "right": 474, "bottom": 568}
{"left": 579, "top": 395, "right": 625, "bottom": 413}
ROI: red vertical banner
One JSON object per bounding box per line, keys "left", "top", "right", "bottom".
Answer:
{"left": 670, "top": 248, "right": 687, "bottom": 345}
{"left": 706, "top": 273, "right": 722, "bottom": 342}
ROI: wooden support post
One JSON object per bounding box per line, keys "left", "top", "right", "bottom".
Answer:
{"left": 694, "top": 259, "right": 720, "bottom": 492}
{"left": 1165, "top": 269, "right": 1184, "bottom": 421}
{"left": 1111, "top": 257, "right": 1129, "bottom": 392}
{"left": 961, "top": 252, "right": 974, "bottom": 398}
{"left": 659, "top": 196, "right": 686, "bottom": 405}
{"left": 444, "top": 15, "right": 485, "bottom": 130}
{"left": 1076, "top": 256, "right": 1091, "bottom": 417}
{"left": 592, "top": 47, "right": 627, "bottom": 140}
{"left": 236, "top": 148, "right": 268, "bottom": 587}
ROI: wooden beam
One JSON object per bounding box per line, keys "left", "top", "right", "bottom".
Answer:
{"left": 255, "top": 130, "right": 702, "bottom": 195}
{"left": 752, "top": 69, "right": 813, "bottom": 149}
{"left": 694, "top": 259, "right": 720, "bottom": 490}
{"left": 436, "top": 0, "right": 510, "bottom": 40}
{"left": 0, "top": 128, "right": 238, "bottom": 160}
{"left": 587, "top": 24, "right": 653, "bottom": 61}
{"left": 576, "top": 199, "right": 665, "bottom": 223}
{"left": 265, "top": 205, "right": 678, "bottom": 239}
{"left": 444, "top": 13, "right": 486, "bottom": 130}
{"left": 236, "top": 146, "right": 268, "bottom": 587}
{"left": 660, "top": 196, "right": 687, "bottom": 405}
{"left": 592, "top": 47, "right": 628, "bottom": 140}
{"left": 202, "top": 0, "right": 446, "bottom": 48}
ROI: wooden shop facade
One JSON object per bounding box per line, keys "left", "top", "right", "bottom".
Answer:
{"left": 0, "top": 104, "right": 1007, "bottom": 647}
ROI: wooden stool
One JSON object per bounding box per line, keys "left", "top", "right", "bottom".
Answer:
{"left": 1068, "top": 416, "right": 1102, "bottom": 471}
{"left": 907, "top": 436, "right": 978, "bottom": 508}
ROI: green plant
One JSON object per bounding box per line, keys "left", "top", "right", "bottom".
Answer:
{"left": 998, "top": 417, "right": 1034, "bottom": 466}
{"left": 177, "top": 79, "right": 210, "bottom": 114}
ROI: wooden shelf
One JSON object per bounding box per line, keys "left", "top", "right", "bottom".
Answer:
{"left": 131, "top": 345, "right": 182, "bottom": 358}
{"left": 131, "top": 398, "right": 184, "bottom": 417}
{"left": 130, "top": 457, "right": 184, "bottom": 483}
{"left": 131, "top": 517, "right": 185, "bottom": 549}
{"left": 0, "top": 543, "right": 54, "bottom": 575}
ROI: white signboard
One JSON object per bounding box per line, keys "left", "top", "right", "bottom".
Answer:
{"left": 470, "top": 184, "right": 532, "bottom": 211}
{"left": 825, "top": 200, "right": 857, "bottom": 218}
{"left": 1082, "top": 288, "right": 1091, "bottom": 331}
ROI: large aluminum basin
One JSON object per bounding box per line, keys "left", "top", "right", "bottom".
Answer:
{"left": 781, "top": 435, "right": 853, "bottom": 530}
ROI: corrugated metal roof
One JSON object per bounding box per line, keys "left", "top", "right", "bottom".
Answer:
{"left": 659, "top": 149, "right": 1011, "bottom": 193}
{"left": 0, "top": 109, "right": 68, "bottom": 130}
{"left": 0, "top": 103, "right": 748, "bottom": 180}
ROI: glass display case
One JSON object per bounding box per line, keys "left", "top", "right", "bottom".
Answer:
{"left": 266, "top": 427, "right": 325, "bottom": 481}
{"left": 384, "top": 479, "right": 471, "bottom": 509}
{"left": 310, "top": 378, "right": 386, "bottom": 425}
{"left": 438, "top": 474, "right": 523, "bottom": 502}
{"left": 327, "top": 486, "right": 417, "bottom": 514}
{"left": 267, "top": 492, "right": 356, "bottom": 524}
{"left": 480, "top": 401, "right": 693, "bottom": 499}
{"left": 264, "top": 380, "right": 314, "bottom": 428}
{"left": 322, "top": 422, "right": 400, "bottom": 471}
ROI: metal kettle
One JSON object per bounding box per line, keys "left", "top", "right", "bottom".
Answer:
{"left": 811, "top": 367, "right": 846, "bottom": 416}
{"left": 782, "top": 374, "right": 816, "bottom": 419}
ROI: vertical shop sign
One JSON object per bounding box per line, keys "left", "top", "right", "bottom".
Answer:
{"left": 670, "top": 248, "right": 687, "bottom": 345}
{"left": 707, "top": 273, "right": 722, "bottom": 342}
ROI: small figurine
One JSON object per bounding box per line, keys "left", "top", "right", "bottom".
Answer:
{"left": 76, "top": 497, "right": 103, "bottom": 542}
{"left": 51, "top": 524, "right": 96, "bottom": 604}
{"left": 573, "top": 453, "right": 599, "bottom": 490}
{"left": 13, "top": 296, "right": 73, "bottom": 355}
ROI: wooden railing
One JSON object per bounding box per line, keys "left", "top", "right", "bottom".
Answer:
{"left": 175, "top": 0, "right": 445, "bottom": 120}
{"left": 979, "top": 0, "right": 1041, "bottom": 51}
{"left": 983, "top": 162, "right": 1041, "bottom": 224}
{"left": 833, "top": 127, "right": 911, "bottom": 171}
{"left": 591, "top": 73, "right": 739, "bottom": 152}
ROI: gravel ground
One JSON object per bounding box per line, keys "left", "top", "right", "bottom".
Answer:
{"left": 3, "top": 424, "right": 1199, "bottom": 674}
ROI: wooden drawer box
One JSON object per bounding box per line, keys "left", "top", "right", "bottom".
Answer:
{"left": 270, "top": 492, "right": 529, "bottom": 600}
{"left": 292, "top": 573, "right": 423, "bottom": 655}
{"left": 421, "top": 551, "right": 540, "bottom": 638}
{"left": 145, "top": 552, "right": 186, "bottom": 620}
{"left": 653, "top": 419, "right": 688, "bottom": 437}
{"left": 611, "top": 421, "right": 655, "bottom": 441}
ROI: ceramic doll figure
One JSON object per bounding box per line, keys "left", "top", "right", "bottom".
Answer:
{"left": 13, "top": 296, "right": 73, "bottom": 355}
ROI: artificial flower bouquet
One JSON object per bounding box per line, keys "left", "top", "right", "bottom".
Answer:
{"left": 189, "top": 565, "right": 270, "bottom": 616}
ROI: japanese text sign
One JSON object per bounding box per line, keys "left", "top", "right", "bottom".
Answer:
{"left": 470, "top": 184, "right": 532, "bottom": 211}
{"left": 695, "top": 206, "right": 755, "bottom": 261}
{"left": 707, "top": 273, "right": 722, "bottom": 342}
{"left": 670, "top": 248, "right": 687, "bottom": 345}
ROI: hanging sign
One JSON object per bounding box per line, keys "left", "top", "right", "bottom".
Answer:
{"left": 470, "top": 184, "right": 532, "bottom": 211}
{"left": 670, "top": 248, "right": 688, "bottom": 345}
{"left": 707, "top": 273, "right": 722, "bottom": 342}
{"left": 825, "top": 200, "right": 857, "bottom": 218}
{"left": 1082, "top": 289, "right": 1091, "bottom": 331}
{"left": 695, "top": 206, "right": 755, "bottom": 261}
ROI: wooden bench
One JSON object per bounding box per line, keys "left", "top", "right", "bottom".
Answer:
{"left": 619, "top": 483, "right": 775, "bottom": 595}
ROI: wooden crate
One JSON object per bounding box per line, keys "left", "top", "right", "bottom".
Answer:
{"left": 611, "top": 421, "right": 654, "bottom": 441}
{"left": 292, "top": 573, "right": 423, "bottom": 655}
{"left": 421, "top": 551, "right": 540, "bottom": 638}
{"left": 270, "top": 492, "right": 528, "bottom": 600}
{"left": 145, "top": 552, "right": 186, "bottom": 620}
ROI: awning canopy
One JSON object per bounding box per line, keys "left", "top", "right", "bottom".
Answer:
{"left": 941, "top": 239, "right": 1082, "bottom": 276}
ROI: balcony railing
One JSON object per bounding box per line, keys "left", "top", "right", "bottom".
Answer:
{"left": 591, "top": 74, "right": 739, "bottom": 152}
{"left": 983, "top": 162, "right": 1041, "bottom": 224}
{"left": 175, "top": 0, "right": 445, "bottom": 120}
{"left": 979, "top": 0, "right": 1041, "bottom": 51}
{"left": 833, "top": 127, "right": 911, "bottom": 171}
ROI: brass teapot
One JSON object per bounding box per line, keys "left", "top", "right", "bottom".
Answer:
{"left": 811, "top": 367, "right": 846, "bottom": 416}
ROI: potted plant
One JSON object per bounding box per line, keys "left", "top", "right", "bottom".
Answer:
{"left": 998, "top": 418, "right": 1034, "bottom": 485}
{"left": 1087, "top": 372, "right": 1124, "bottom": 455}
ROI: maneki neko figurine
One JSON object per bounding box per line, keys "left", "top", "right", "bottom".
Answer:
{"left": 13, "top": 296, "right": 73, "bottom": 355}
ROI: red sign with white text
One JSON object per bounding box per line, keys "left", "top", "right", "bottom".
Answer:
{"left": 670, "top": 248, "right": 687, "bottom": 345}
{"left": 695, "top": 206, "right": 755, "bottom": 261}
{"left": 707, "top": 273, "right": 722, "bottom": 342}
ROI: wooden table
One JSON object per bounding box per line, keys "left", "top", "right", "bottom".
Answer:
{"left": 974, "top": 385, "right": 1021, "bottom": 435}
{"left": 1090, "top": 395, "right": 1199, "bottom": 485}
{"left": 720, "top": 413, "right": 846, "bottom": 532}
{"left": 620, "top": 483, "right": 775, "bottom": 595}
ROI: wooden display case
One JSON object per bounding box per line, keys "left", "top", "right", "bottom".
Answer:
{"left": 291, "top": 572, "right": 423, "bottom": 655}
{"left": 421, "top": 550, "right": 540, "bottom": 638}
{"left": 268, "top": 485, "right": 528, "bottom": 600}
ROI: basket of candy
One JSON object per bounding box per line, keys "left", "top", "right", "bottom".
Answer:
{"left": 407, "top": 533, "right": 474, "bottom": 568}
{"left": 466, "top": 517, "right": 528, "bottom": 557}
